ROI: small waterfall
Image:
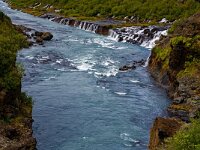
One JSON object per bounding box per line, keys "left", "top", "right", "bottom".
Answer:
{"left": 109, "top": 26, "right": 169, "bottom": 49}
{"left": 108, "top": 30, "right": 120, "bottom": 41}
{"left": 40, "top": 14, "right": 110, "bottom": 35}
{"left": 108, "top": 26, "right": 169, "bottom": 67}
{"left": 40, "top": 14, "right": 169, "bottom": 50}
{"left": 77, "top": 21, "right": 99, "bottom": 33}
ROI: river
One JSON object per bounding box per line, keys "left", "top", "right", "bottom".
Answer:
{"left": 0, "top": 1, "right": 170, "bottom": 150}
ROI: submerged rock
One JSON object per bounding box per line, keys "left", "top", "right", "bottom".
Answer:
{"left": 119, "top": 59, "right": 145, "bottom": 71}
{"left": 119, "top": 65, "right": 136, "bottom": 71}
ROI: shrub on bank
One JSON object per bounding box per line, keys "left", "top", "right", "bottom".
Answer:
{"left": 166, "top": 119, "right": 200, "bottom": 150}
{"left": 0, "top": 11, "right": 28, "bottom": 91}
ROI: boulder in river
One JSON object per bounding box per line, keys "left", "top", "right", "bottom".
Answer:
{"left": 41, "top": 32, "right": 53, "bottom": 41}
{"left": 32, "top": 31, "right": 53, "bottom": 41}
{"left": 36, "top": 37, "right": 44, "bottom": 45}
{"left": 35, "top": 31, "right": 43, "bottom": 36}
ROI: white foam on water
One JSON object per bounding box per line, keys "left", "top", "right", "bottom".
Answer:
{"left": 44, "top": 76, "right": 56, "bottom": 81}
{"left": 115, "top": 92, "right": 127, "bottom": 95}
{"left": 56, "top": 59, "right": 63, "bottom": 64}
{"left": 66, "top": 38, "right": 79, "bottom": 42}
{"left": 72, "top": 55, "right": 96, "bottom": 71}
{"left": 76, "top": 63, "right": 93, "bottom": 71}
{"left": 143, "top": 54, "right": 151, "bottom": 67}
{"left": 141, "top": 30, "right": 168, "bottom": 49}
{"left": 57, "top": 68, "right": 66, "bottom": 72}
{"left": 124, "top": 143, "right": 133, "bottom": 147}
{"left": 38, "top": 56, "right": 50, "bottom": 61}
{"left": 82, "top": 136, "right": 89, "bottom": 140}
{"left": 101, "top": 58, "right": 115, "bottom": 67}
{"left": 93, "top": 38, "right": 118, "bottom": 49}
{"left": 25, "top": 56, "right": 34, "bottom": 60}
{"left": 94, "top": 67, "right": 118, "bottom": 77}
{"left": 120, "top": 133, "right": 140, "bottom": 143}
{"left": 130, "top": 79, "right": 140, "bottom": 83}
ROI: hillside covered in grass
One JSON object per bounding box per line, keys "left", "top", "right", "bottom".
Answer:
{"left": 9, "top": 0, "right": 200, "bottom": 21}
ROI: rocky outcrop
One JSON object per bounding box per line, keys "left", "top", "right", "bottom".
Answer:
{"left": 149, "top": 117, "right": 184, "bottom": 150}
{"left": 32, "top": 31, "right": 53, "bottom": 44}
{"left": 16, "top": 25, "right": 53, "bottom": 45}
{"left": 0, "top": 108, "right": 36, "bottom": 149}
{"left": 148, "top": 13, "right": 200, "bottom": 149}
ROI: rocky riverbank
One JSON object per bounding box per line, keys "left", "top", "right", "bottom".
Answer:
{"left": 148, "top": 13, "right": 200, "bottom": 149}
{"left": 0, "top": 11, "right": 53, "bottom": 149}
{"left": 0, "top": 11, "right": 36, "bottom": 149}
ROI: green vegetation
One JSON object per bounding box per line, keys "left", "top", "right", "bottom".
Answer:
{"left": 171, "top": 35, "right": 200, "bottom": 77}
{"left": 8, "top": 0, "right": 200, "bottom": 21}
{"left": 0, "top": 11, "right": 28, "bottom": 91}
{"left": 0, "top": 11, "right": 32, "bottom": 122}
{"left": 150, "top": 12, "right": 200, "bottom": 150}
{"left": 152, "top": 14, "right": 200, "bottom": 78}
{"left": 166, "top": 119, "right": 200, "bottom": 150}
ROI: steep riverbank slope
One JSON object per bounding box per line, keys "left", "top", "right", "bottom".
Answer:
{"left": 0, "top": 11, "right": 36, "bottom": 149}
{"left": 148, "top": 13, "right": 200, "bottom": 149}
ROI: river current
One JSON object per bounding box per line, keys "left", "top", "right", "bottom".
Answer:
{"left": 0, "top": 1, "right": 170, "bottom": 150}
